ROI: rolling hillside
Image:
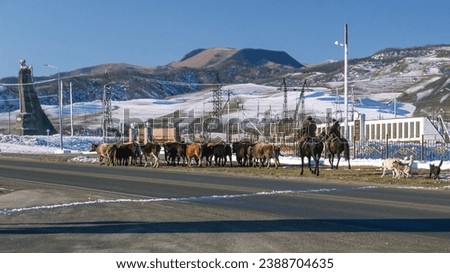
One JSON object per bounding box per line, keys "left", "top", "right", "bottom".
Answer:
{"left": 0, "top": 45, "right": 449, "bottom": 122}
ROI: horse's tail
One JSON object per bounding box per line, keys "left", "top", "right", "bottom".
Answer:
{"left": 344, "top": 140, "right": 350, "bottom": 161}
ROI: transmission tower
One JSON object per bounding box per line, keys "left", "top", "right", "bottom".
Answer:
{"left": 102, "top": 71, "right": 114, "bottom": 142}
{"left": 212, "top": 85, "right": 222, "bottom": 119}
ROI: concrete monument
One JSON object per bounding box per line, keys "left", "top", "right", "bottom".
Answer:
{"left": 16, "top": 60, "right": 57, "bottom": 135}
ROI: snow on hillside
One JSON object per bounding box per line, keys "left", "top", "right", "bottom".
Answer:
{"left": 0, "top": 82, "right": 446, "bottom": 175}
{"left": 0, "top": 83, "right": 415, "bottom": 133}
{"left": 0, "top": 82, "right": 417, "bottom": 153}
{"left": 72, "top": 83, "right": 415, "bottom": 123}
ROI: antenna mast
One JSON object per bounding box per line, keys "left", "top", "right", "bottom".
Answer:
{"left": 282, "top": 78, "right": 288, "bottom": 119}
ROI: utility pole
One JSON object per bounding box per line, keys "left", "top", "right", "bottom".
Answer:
{"left": 282, "top": 78, "right": 288, "bottom": 119}
{"left": 70, "top": 82, "right": 73, "bottom": 136}
{"left": 43, "top": 63, "right": 63, "bottom": 150}
{"left": 344, "top": 24, "right": 349, "bottom": 140}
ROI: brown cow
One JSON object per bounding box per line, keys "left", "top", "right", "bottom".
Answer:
{"left": 249, "top": 142, "right": 279, "bottom": 169}
{"left": 141, "top": 142, "right": 161, "bottom": 168}
{"left": 90, "top": 143, "right": 117, "bottom": 166}
{"left": 186, "top": 143, "right": 203, "bottom": 167}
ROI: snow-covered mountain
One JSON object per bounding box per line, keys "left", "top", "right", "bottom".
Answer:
{"left": 298, "top": 44, "right": 450, "bottom": 117}
{"left": 0, "top": 45, "right": 449, "bottom": 134}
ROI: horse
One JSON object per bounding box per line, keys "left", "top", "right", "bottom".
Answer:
{"left": 326, "top": 136, "right": 351, "bottom": 170}
{"left": 298, "top": 137, "right": 323, "bottom": 176}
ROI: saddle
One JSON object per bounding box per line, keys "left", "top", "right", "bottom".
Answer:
{"left": 300, "top": 136, "right": 321, "bottom": 147}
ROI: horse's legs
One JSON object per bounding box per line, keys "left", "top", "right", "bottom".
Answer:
{"left": 327, "top": 152, "right": 331, "bottom": 169}
{"left": 308, "top": 156, "right": 314, "bottom": 174}
{"left": 335, "top": 154, "right": 341, "bottom": 169}
{"left": 300, "top": 156, "right": 304, "bottom": 175}
{"left": 315, "top": 156, "right": 320, "bottom": 176}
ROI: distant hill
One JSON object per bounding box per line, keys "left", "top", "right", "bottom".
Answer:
{"left": 171, "top": 48, "right": 237, "bottom": 68}
{"left": 171, "top": 47, "right": 303, "bottom": 69}
{"left": 0, "top": 47, "right": 304, "bottom": 110}
{"left": 1, "top": 45, "right": 450, "bottom": 119}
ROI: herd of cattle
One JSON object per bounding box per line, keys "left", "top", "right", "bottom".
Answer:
{"left": 90, "top": 141, "right": 282, "bottom": 169}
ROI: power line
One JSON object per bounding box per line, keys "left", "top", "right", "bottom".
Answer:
{"left": 0, "top": 95, "right": 58, "bottom": 102}
{"left": 0, "top": 78, "right": 56, "bottom": 87}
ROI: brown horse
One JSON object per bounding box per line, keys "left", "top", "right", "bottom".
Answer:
{"left": 326, "top": 136, "right": 351, "bottom": 170}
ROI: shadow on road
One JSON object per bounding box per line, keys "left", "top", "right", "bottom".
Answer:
{"left": 1, "top": 218, "right": 450, "bottom": 234}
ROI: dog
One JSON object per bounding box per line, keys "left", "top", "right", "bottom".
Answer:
{"left": 381, "top": 155, "right": 414, "bottom": 178}
{"left": 429, "top": 159, "right": 443, "bottom": 180}
{"left": 381, "top": 158, "right": 402, "bottom": 177}
{"left": 392, "top": 160, "right": 411, "bottom": 179}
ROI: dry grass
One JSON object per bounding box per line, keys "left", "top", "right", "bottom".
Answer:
{"left": 2, "top": 153, "right": 449, "bottom": 190}
{"left": 178, "top": 163, "right": 450, "bottom": 189}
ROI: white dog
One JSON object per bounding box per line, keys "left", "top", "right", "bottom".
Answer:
{"left": 381, "top": 158, "right": 402, "bottom": 177}
{"left": 381, "top": 155, "right": 414, "bottom": 178}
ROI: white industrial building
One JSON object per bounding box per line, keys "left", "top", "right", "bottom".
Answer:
{"left": 318, "top": 114, "right": 449, "bottom": 143}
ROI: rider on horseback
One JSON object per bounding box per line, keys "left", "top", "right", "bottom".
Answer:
{"left": 299, "top": 116, "right": 323, "bottom": 176}
{"left": 325, "top": 119, "right": 341, "bottom": 155}
{"left": 300, "top": 116, "right": 317, "bottom": 142}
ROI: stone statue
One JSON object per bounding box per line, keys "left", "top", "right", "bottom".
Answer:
{"left": 16, "top": 60, "right": 57, "bottom": 135}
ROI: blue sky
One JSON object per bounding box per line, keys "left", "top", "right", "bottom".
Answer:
{"left": 0, "top": 0, "right": 449, "bottom": 78}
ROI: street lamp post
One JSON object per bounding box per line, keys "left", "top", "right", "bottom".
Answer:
{"left": 335, "top": 24, "right": 349, "bottom": 140}
{"left": 70, "top": 81, "right": 73, "bottom": 136}
{"left": 344, "top": 24, "right": 349, "bottom": 140}
{"left": 44, "top": 64, "right": 63, "bottom": 151}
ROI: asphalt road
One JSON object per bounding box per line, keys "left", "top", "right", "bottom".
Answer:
{"left": 0, "top": 156, "right": 449, "bottom": 252}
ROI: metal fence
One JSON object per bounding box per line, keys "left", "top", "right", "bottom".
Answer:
{"left": 273, "top": 135, "right": 450, "bottom": 162}
{"left": 353, "top": 139, "right": 450, "bottom": 161}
